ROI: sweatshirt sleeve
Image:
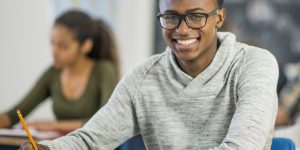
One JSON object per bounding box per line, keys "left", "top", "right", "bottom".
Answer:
{"left": 39, "top": 66, "right": 142, "bottom": 150}
{"left": 213, "top": 49, "right": 279, "bottom": 150}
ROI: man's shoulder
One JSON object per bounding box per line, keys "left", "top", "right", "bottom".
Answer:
{"left": 235, "top": 43, "right": 279, "bottom": 80}
{"left": 130, "top": 52, "right": 166, "bottom": 74}
{"left": 118, "top": 51, "right": 167, "bottom": 92}
{"left": 122, "top": 51, "right": 167, "bottom": 82}
{"left": 237, "top": 43, "right": 277, "bottom": 65}
{"left": 217, "top": 32, "right": 276, "bottom": 64}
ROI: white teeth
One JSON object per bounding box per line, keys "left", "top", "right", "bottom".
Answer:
{"left": 177, "top": 39, "right": 197, "bottom": 46}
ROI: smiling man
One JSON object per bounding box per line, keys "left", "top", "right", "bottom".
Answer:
{"left": 158, "top": 0, "right": 223, "bottom": 78}
{"left": 22, "top": 0, "right": 279, "bottom": 150}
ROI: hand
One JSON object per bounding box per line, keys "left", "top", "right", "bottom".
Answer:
{"left": 28, "top": 121, "right": 57, "bottom": 132}
{"left": 19, "top": 142, "right": 50, "bottom": 150}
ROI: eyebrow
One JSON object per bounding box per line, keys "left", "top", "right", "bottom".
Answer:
{"left": 186, "top": 8, "right": 205, "bottom": 13}
{"left": 163, "top": 8, "right": 205, "bottom": 14}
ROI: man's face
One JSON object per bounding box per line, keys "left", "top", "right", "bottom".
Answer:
{"left": 159, "top": 0, "right": 224, "bottom": 63}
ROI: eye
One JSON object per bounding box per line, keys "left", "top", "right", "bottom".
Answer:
{"left": 162, "top": 15, "right": 177, "bottom": 21}
{"left": 187, "top": 14, "right": 205, "bottom": 21}
{"left": 54, "top": 43, "right": 69, "bottom": 50}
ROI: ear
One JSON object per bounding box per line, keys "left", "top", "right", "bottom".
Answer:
{"left": 216, "top": 9, "right": 226, "bottom": 28}
{"left": 81, "top": 38, "right": 93, "bottom": 54}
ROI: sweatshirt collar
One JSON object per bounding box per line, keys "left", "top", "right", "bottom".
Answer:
{"left": 167, "top": 32, "right": 237, "bottom": 87}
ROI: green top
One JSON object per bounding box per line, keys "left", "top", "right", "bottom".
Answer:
{"left": 7, "top": 60, "right": 118, "bottom": 126}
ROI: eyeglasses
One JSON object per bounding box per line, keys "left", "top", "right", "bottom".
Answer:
{"left": 157, "top": 9, "right": 220, "bottom": 30}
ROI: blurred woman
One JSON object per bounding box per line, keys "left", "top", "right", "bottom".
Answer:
{"left": 0, "top": 10, "right": 119, "bottom": 134}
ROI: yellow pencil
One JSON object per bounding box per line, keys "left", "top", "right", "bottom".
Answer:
{"left": 17, "top": 109, "right": 38, "bottom": 150}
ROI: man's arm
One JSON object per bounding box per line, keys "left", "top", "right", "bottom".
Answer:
{"left": 213, "top": 49, "right": 279, "bottom": 150}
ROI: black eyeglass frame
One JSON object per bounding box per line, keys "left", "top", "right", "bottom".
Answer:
{"left": 157, "top": 9, "right": 220, "bottom": 30}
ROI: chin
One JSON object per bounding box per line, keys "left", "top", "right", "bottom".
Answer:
{"left": 174, "top": 51, "right": 199, "bottom": 63}
{"left": 54, "top": 63, "right": 62, "bottom": 69}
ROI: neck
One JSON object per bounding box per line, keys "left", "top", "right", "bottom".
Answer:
{"left": 176, "top": 38, "right": 218, "bottom": 78}
{"left": 64, "top": 57, "right": 94, "bottom": 76}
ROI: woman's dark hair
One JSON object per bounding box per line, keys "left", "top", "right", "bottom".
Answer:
{"left": 54, "top": 10, "right": 119, "bottom": 74}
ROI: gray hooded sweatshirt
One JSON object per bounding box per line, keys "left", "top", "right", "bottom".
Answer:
{"left": 40, "top": 32, "right": 279, "bottom": 150}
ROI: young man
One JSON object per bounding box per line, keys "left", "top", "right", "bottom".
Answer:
{"left": 22, "top": 0, "right": 278, "bottom": 149}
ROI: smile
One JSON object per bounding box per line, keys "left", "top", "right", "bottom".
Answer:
{"left": 176, "top": 39, "right": 198, "bottom": 46}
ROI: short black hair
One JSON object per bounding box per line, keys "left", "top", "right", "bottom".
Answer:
{"left": 216, "top": 0, "right": 224, "bottom": 8}
{"left": 157, "top": 0, "right": 224, "bottom": 9}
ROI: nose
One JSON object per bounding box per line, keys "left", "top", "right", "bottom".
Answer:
{"left": 52, "top": 46, "right": 57, "bottom": 54}
{"left": 52, "top": 45, "right": 59, "bottom": 57}
{"left": 175, "top": 19, "right": 190, "bottom": 35}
